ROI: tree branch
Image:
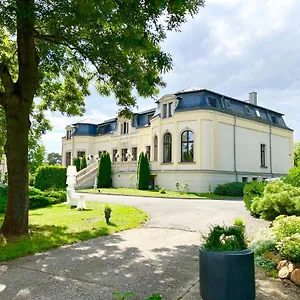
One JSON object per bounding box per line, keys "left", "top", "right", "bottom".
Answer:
{"left": 0, "top": 92, "right": 5, "bottom": 107}
{"left": 0, "top": 63, "right": 15, "bottom": 93}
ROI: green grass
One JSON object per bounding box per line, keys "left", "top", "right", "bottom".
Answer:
{"left": 0, "top": 202, "right": 148, "bottom": 261}
{"left": 80, "top": 188, "right": 241, "bottom": 199}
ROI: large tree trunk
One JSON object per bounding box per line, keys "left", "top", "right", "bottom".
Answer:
{"left": 0, "top": 0, "right": 38, "bottom": 237}
{"left": 0, "top": 98, "right": 31, "bottom": 236}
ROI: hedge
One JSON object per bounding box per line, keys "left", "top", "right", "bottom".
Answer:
{"left": 214, "top": 182, "right": 246, "bottom": 197}
{"left": 0, "top": 186, "right": 66, "bottom": 213}
{"left": 34, "top": 165, "right": 67, "bottom": 191}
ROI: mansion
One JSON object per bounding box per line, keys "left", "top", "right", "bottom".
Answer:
{"left": 62, "top": 88, "right": 293, "bottom": 192}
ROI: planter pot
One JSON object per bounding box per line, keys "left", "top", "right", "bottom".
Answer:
{"left": 199, "top": 247, "right": 255, "bottom": 300}
{"left": 104, "top": 209, "right": 111, "bottom": 222}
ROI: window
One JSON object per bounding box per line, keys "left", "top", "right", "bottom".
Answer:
{"left": 66, "top": 130, "right": 72, "bottom": 140}
{"left": 181, "top": 130, "right": 194, "bottom": 162}
{"left": 121, "top": 122, "right": 129, "bottom": 134}
{"left": 122, "top": 148, "right": 128, "bottom": 162}
{"left": 132, "top": 147, "right": 137, "bottom": 161}
{"left": 271, "top": 115, "right": 277, "bottom": 124}
{"left": 225, "top": 99, "right": 231, "bottom": 109}
{"left": 65, "top": 152, "right": 71, "bottom": 166}
{"left": 163, "top": 133, "right": 172, "bottom": 163}
{"left": 252, "top": 177, "right": 258, "bottom": 181}
{"left": 260, "top": 144, "right": 266, "bottom": 167}
{"left": 112, "top": 149, "right": 117, "bottom": 162}
{"left": 208, "top": 97, "right": 217, "bottom": 107}
{"left": 168, "top": 103, "right": 173, "bottom": 117}
{"left": 77, "top": 151, "right": 85, "bottom": 158}
{"left": 146, "top": 146, "right": 151, "bottom": 161}
{"left": 147, "top": 115, "right": 152, "bottom": 125}
{"left": 242, "top": 177, "right": 248, "bottom": 183}
{"left": 162, "top": 104, "right": 167, "bottom": 118}
{"left": 154, "top": 136, "right": 158, "bottom": 161}
{"left": 255, "top": 109, "right": 261, "bottom": 117}
{"left": 245, "top": 106, "right": 251, "bottom": 114}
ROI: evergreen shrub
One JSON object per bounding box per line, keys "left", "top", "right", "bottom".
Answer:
{"left": 34, "top": 165, "right": 67, "bottom": 191}
{"left": 97, "top": 153, "right": 112, "bottom": 188}
{"left": 80, "top": 155, "right": 87, "bottom": 170}
{"left": 73, "top": 157, "right": 81, "bottom": 172}
{"left": 137, "top": 152, "right": 150, "bottom": 190}
{"left": 250, "top": 180, "right": 300, "bottom": 220}
{"left": 214, "top": 182, "right": 246, "bottom": 197}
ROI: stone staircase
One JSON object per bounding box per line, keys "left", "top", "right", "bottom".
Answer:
{"left": 75, "top": 162, "right": 98, "bottom": 189}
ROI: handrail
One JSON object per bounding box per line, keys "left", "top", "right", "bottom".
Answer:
{"left": 76, "top": 164, "right": 99, "bottom": 187}
{"left": 76, "top": 162, "right": 98, "bottom": 179}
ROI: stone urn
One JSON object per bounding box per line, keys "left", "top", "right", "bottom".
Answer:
{"left": 104, "top": 207, "right": 112, "bottom": 223}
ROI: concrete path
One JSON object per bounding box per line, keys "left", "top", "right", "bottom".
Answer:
{"left": 1, "top": 195, "right": 299, "bottom": 299}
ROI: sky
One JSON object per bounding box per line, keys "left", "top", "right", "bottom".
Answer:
{"left": 42, "top": 0, "right": 300, "bottom": 154}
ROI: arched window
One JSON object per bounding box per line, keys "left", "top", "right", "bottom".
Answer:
{"left": 163, "top": 133, "right": 172, "bottom": 163}
{"left": 181, "top": 130, "right": 194, "bottom": 162}
{"left": 154, "top": 136, "right": 158, "bottom": 161}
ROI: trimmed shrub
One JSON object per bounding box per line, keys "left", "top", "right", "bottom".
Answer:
{"left": 159, "top": 188, "right": 166, "bottom": 194}
{"left": 97, "top": 153, "right": 112, "bottom": 188}
{"left": 73, "top": 157, "right": 81, "bottom": 172}
{"left": 284, "top": 167, "right": 300, "bottom": 187}
{"left": 214, "top": 182, "right": 246, "bottom": 197}
{"left": 273, "top": 216, "right": 300, "bottom": 263}
{"left": 251, "top": 181, "right": 300, "bottom": 220}
{"left": 0, "top": 186, "right": 66, "bottom": 213}
{"left": 80, "top": 155, "right": 87, "bottom": 170}
{"left": 35, "top": 165, "right": 67, "bottom": 191}
{"left": 243, "top": 180, "right": 267, "bottom": 212}
{"left": 137, "top": 152, "right": 150, "bottom": 190}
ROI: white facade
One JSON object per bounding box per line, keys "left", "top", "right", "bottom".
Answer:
{"left": 62, "top": 89, "right": 293, "bottom": 192}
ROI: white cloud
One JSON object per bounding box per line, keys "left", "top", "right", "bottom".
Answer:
{"left": 42, "top": 0, "right": 300, "bottom": 153}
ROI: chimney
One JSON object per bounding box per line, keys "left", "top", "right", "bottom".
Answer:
{"left": 249, "top": 92, "right": 257, "bottom": 105}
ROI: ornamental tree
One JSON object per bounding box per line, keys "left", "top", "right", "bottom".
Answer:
{"left": 80, "top": 155, "right": 87, "bottom": 170}
{"left": 137, "top": 152, "right": 150, "bottom": 190}
{"left": 0, "top": 0, "right": 204, "bottom": 237}
{"left": 97, "top": 153, "right": 112, "bottom": 188}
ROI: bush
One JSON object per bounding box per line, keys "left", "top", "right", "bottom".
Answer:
{"left": 0, "top": 186, "right": 66, "bottom": 213}
{"left": 159, "top": 188, "right": 166, "bottom": 194}
{"left": 202, "top": 223, "right": 247, "bottom": 251}
{"left": 97, "top": 153, "right": 112, "bottom": 188}
{"left": 250, "top": 181, "right": 300, "bottom": 220}
{"left": 73, "top": 157, "right": 81, "bottom": 172}
{"left": 243, "top": 180, "right": 267, "bottom": 212}
{"left": 214, "top": 182, "right": 246, "bottom": 197}
{"left": 273, "top": 216, "right": 300, "bottom": 263}
{"left": 80, "top": 155, "right": 87, "bottom": 170}
{"left": 284, "top": 167, "right": 300, "bottom": 187}
{"left": 29, "top": 173, "right": 35, "bottom": 186}
{"left": 136, "top": 152, "right": 150, "bottom": 190}
{"left": 34, "top": 165, "right": 67, "bottom": 191}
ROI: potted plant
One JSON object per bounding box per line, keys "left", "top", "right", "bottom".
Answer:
{"left": 104, "top": 204, "right": 112, "bottom": 223}
{"left": 199, "top": 219, "right": 255, "bottom": 300}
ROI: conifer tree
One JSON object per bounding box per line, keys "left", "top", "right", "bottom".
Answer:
{"left": 97, "top": 153, "right": 112, "bottom": 188}
{"left": 72, "top": 158, "right": 81, "bottom": 172}
{"left": 80, "top": 155, "right": 87, "bottom": 170}
{"left": 137, "top": 152, "right": 150, "bottom": 190}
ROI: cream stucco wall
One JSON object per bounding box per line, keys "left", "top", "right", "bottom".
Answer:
{"left": 62, "top": 106, "right": 293, "bottom": 192}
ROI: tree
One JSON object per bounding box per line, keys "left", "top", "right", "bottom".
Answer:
{"left": 294, "top": 142, "right": 300, "bottom": 167}
{"left": 28, "top": 143, "right": 46, "bottom": 174}
{"left": 137, "top": 152, "right": 150, "bottom": 190}
{"left": 97, "top": 153, "right": 112, "bottom": 188}
{"left": 80, "top": 155, "right": 87, "bottom": 170}
{"left": 0, "top": 1, "right": 204, "bottom": 237}
{"left": 47, "top": 152, "right": 62, "bottom": 165}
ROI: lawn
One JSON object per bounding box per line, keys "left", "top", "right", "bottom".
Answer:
{"left": 79, "top": 188, "right": 241, "bottom": 199}
{"left": 0, "top": 202, "right": 148, "bottom": 261}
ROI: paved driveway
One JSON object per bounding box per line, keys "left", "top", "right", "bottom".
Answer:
{"left": 1, "top": 195, "right": 298, "bottom": 300}
{"left": 83, "top": 193, "right": 267, "bottom": 237}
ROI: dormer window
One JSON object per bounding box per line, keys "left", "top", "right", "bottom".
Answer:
{"left": 66, "top": 129, "right": 72, "bottom": 140}
{"left": 121, "top": 122, "right": 129, "bottom": 134}
{"left": 245, "top": 106, "right": 251, "bottom": 114}
{"left": 225, "top": 99, "right": 231, "bottom": 109}
{"left": 162, "top": 102, "right": 173, "bottom": 119}
{"left": 271, "top": 115, "right": 277, "bottom": 124}
{"left": 208, "top": 97, "right": 217, "bottom": 107}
